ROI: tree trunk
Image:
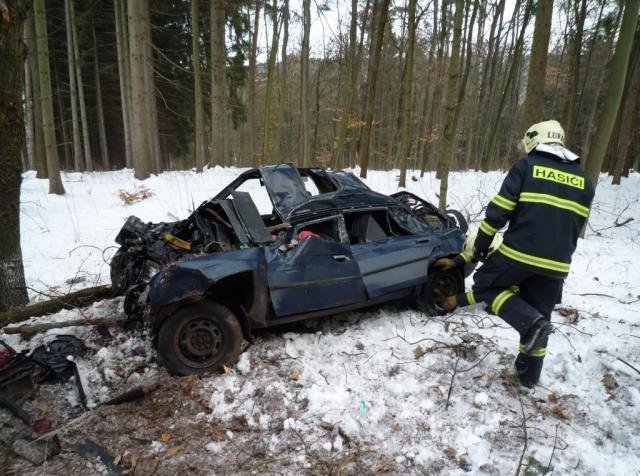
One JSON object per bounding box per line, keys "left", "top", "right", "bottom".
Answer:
{"left": 481, "top": 0, "right": 533, "bottom": 171}
{"left": 0, "top": 285, "right": 116, "bottom": 326}
{"left": 141, "top": 0, "right": 161, "bottom": 172}
{"left": 584, "top": 0, "right": 639, "bottom": 186}
{"left": 127, "top": 0, "right": 152, "bottom": 179}
{"left": 64, "top": 0, "right": 83, "bottom": 171}
{"left": 397, "top": 0, "right": 417, "bottom": 188}
{"left": 611, "top": 29, "right": 640, "bottom": 184}
{"left": 277, "top": 0, "right": 289, "bottom": 163}
{"left": 115, "top": 0, "right": 133, "bottom": 168}
{"left": 191, "top": 0, "right": 205, "bottom": 172}
{"left": 0, "top": 0, "right": 30, "bottom": 312}
{"left": 24, "top": 8, "right": 46, "bottom": 177}
{"left": 563, "top": 0, "right": 587, "bottom": 147}
{"left": 349, "top": 0, "right": 372, "bottom": 168}
{"left": 262, "top": 1, "right": 281, "bottom": 164}
{"left": 69, "top": 0, "right": 92, "bottom": 172}
{"left": 53, "top": 59, "right": 71, "bottom": 170}
{"left": 331, "top": 0, "right": 358, "bottom": 170}
{"left": 437, "top": 0, "right": 465, "bottom": 208}
{"left": 247, "top": 0, "right": 261, "bottom": 167}
{"left": 33, "top": 0, "right": 65, "bottom": 194}
{"left": 23, "top": 58, "right": 35, "bottom": 171}
{"left": 301, "top": 0, "right": 311, "bottom": 167}
{"left": 359, "top": 0, "right": 391, "bottom": 178}
{"left": 93, "top": 24, "right": 109, "bottom": 170}
{"left": 520, "top": 0, "right": 553, "bottom": 129}
{"left": 211, "top": 0, "right": 227, "bottom": 166}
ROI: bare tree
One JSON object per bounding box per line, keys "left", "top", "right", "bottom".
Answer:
{"left": 33, "top": 0, "right": 65, "bottom": 194}
{"left": 0, "top": 0, "right": 30, "bottom": 311}
{"left": 127, "top": 0, "right": 152, "bottom": 179}
{"left": 359, "top": 0, "right": 391, "bottom": 178}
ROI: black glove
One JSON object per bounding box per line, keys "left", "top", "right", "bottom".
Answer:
{"left": 472, "top": 247, "right": 488, "bottom": 262}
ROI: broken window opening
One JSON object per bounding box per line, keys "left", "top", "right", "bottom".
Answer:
{"left": 344, "top": 210, "right": 408, "bottom": 244}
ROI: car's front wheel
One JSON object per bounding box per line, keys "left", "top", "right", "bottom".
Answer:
{"left": 157, "top": 301, "right": 242, "bottom": 375}
{"left": 416, "top": 267, "right": 464, "bottom": 316}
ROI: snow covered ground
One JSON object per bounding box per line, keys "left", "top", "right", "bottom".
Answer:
{"left": 5, "top": 166, "right": 640, "bottom": 474}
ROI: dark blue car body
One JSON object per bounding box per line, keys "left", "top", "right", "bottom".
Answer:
{"left": 142, "top": 164, "right": 465, "bottom": 335}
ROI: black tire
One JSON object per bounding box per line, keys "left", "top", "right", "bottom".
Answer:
{"left": 157, "top": 301, "right": 242, "bottom": 376}
{"left": 445, "top": 209, "right": 468, "bottom": 233}
{"left": 416, "top": 267, "right": 464, "bottom": 316}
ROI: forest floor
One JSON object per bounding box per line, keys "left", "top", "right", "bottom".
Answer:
{"left": 2, "top": 166, "right": 639, "bottom": 475}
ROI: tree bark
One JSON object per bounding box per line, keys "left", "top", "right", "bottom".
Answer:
{"left": 23, "top": 58, "right": 35, "bottom": 171}
{"left": 33, "top": 0, "right": 65, "bottom": 194}
{"left": 141, "top": 0, "right": 161, "bottom": 172}
{"left": 584, "top": 0, "right": 639, "bottom": 186}
{"left": 331, "top": 0, "right": 358, "bottom": 170}
{"left": 481, "top": 0, "right": 533, "bottom": 171}
{"left": 520, "top": 0, "right": 553, "bottom": 129}
{"left": 611, "top": 29, "right": 639, "bottom": 184}
{"left": 397, "top": 0, "right": 417, "bottom": 188}
{"left": 93, "top": 24, "right": 109, "bottom": 170}
{"left": 0, "top": 285, "right": 116, "bottom": 326}
{"left": 301, "top": 0, "right": 311, "bottom": 167}
{"left": 64, "top": 0, "right": 83, "bottom": 171}
{"left": 192, "top": 0, "right": 205, "bottom": 172}
{"left": 69, "top": 0, "right": 92, "bottom": 172}
{"left": 437, "top": 0, "right": 465, "bottom": 208}
{"left": 0, "top": 0, "right": 30, "bottom": 312}
{"left": 127, "top": 0, "right": 152, "bottom": 179}
{"left": 247, "top": 0, "right": 261, "bottom": 166}
{"left": 359, "top": 0, "right": 391, "bottom": 178}
{"left": 276, "top": 0, "right": 289, "bottom": 163}
{"left": 115, "top": 0, "right": 133, "bottom": 169}
{"left": 563, "top": 0, "right": 587, "bottom": 147}
{"left": 211, "top": 0, "right": 227, "bottom": 166}
{"left": 262, "top": 1, "right": 281, "bottom": 164}
{"left": 24, "top": 7, "right": 46, "bottom": 178}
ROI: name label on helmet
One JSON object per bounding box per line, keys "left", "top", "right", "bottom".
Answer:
{"left": 532, "top": 166, "right": 584, "bottom": 189}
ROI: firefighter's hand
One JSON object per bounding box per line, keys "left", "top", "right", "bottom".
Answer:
{"left": 434, "top": 257, "right": 457, "bottom": 270}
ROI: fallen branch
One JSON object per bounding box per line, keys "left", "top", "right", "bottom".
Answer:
{"left": 3, "top": 314, "right": 121, "bottom": 336}
{"left": 0, "top": 285, "right": 119, "bottom": 326}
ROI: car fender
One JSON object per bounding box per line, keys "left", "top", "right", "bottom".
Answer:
{"left": 147, "top": 248, "right": 269, "bottom": 332}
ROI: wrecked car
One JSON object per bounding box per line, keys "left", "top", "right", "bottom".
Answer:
{"left": 110, "top": 165, "right": 469, "bottom": 375}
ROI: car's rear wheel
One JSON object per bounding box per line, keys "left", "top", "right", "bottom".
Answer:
{"left": 416, "top": 267, "right": 464, "bottom": 316}
{"left": 157, "top": 301, "right": 242, "bottom": 375}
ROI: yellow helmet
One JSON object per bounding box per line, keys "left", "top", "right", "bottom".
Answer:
{"left": 521, "top": 120, "right": 565, "bottom": 154}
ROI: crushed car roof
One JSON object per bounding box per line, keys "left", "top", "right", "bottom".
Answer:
{"left": 223, "top": 164, "right": 398, "bottom": 220}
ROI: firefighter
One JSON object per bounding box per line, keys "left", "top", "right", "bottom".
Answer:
{"left": 436, "top": 120, "right": 595, "bottom": 387}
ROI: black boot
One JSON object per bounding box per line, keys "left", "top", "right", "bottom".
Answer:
{"left": 522, "top": 318, "right": 554, "bottom": 355}
{"left": 515, "top": 353, "right": 544, "bottom": 387}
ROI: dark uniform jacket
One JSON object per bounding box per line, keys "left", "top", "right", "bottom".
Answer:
{"left": 473, "top": 149, "right": 595, "bottom": 278}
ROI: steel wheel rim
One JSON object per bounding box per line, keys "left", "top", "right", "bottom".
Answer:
{"left": 174, "top": 317, "right": 223, "bottom": 368}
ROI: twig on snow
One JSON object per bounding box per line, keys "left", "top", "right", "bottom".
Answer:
{"left": 514, "top": 386, "right": 528, "bottom": 476}
{"left": 613, "top": 356, "right": 640, "bottom": 376}
{"left": 445, "top": 355, "right": 461, "bottom": 411}
{"left": 544, "top": 423, "right": 560, "bottom": 475}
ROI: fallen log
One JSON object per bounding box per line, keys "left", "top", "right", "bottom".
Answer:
{"left": 3, "top": 315, "right": 121, "bottom": 336}
{"left": 0, "top": 285, "right": 118, "bottom": 327}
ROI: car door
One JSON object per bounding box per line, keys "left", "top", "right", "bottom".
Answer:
{"left": 265, "top": 215, "right": 368, "bottom": 317}
{"left": 346, "top": 210, "right": 438, "bottom": 298}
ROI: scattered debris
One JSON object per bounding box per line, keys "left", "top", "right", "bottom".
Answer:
{"left": 76, "top": 439, "right": 123, "bottom": 475}
{"left": 118, "top": 186, "right": 154, "bottom": 205}
{"left": 557, "top": 306, "right": 579, "bottom": 324}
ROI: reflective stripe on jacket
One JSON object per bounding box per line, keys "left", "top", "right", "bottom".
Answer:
{"left": 474, "top": 151, "right": 595, "bottom": 277}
